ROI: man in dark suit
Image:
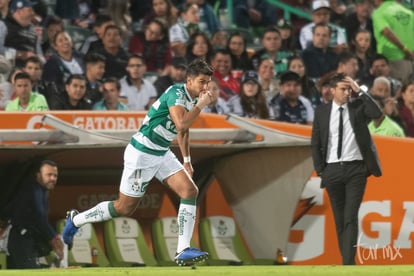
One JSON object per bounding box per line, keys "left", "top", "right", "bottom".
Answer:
{"left": 311, "top": 72, "right": 382, "bottom": 265}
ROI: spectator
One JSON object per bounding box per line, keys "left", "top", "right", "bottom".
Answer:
{"left": 96, "top": 25, "right": 129, "bottom": 79}
{"left": 0, "top": 0, "right": 9, "bottom": 20}
{"left": 106, "top": 0, "right": 133, "bottom": 48}
{"left": 185, "top": 31, "right": 213, "bottom": 64}
{"left": 343, "top": 0, "right": 376, "bottom": 51}
{"left": 211, "top": 49, "right": 240, "bottom": 100}
{"left": 129, "top": 18, "right": 172, "bottom": 75}
{"left": 202, "top": 76, "right": 230, "bottom": 114}
{"left": 1, "top": 67, "right": 23, "bottom": 108}
{"left": 23, "top": 56, "right": 49, "bottom": 101}
{"left": 329, "top": 0, "right": 347, "bottom": 27}
{"left": 1, "top": 0, "right": 38, "bottom": 66}
{"left": 372, "top": 0, "right": 414, "bottom": 84}
{"left": 83, "top": 52, "right": 106, "bottom": 105}
{"left": 368, "top": 95, "right": 405, "bottom": 137}
{"left": 3, "top": 160, "right": 63, "bottom": 269}
{"left": 226, "top": 32, "right": 252, "bottom": 71}
{"left": 399, "top": 81, "right": 414, "bottom": 137}
{"left": 302, "top": 23, "right": 339, "bottom": 80}
{"left": 318, "top": 72, "right": 335, "bottom": 104}
{"left": 227, "top": 70, "right": 269, "bottom": 119}
{"left": 5, "top": 72, "right": 49, "bottom": 111}
{"left": 42, "top": 31, "right": 85, "bottom": 95}
{"left": 153, "top": 56, "right": 187, "bottom": 98}
{"left": 370, "top": 76, "right": 391, "bottom": 99}
{"left": 349, "top": 29, "right": 374, "bottom": 82}
{"left": 79, "top": 14, "right": 114, "bottom": 55}
{"left": 299, "top": 0, "right": 347, "bottom": 53}
{"left": 169, "top": 3, "right": 200, "bottom": 57}
{"left": 71, "top": 0, "right": 96, "bottom": 29}
{"left": 269, "top": 70, "right": 310, "bottom": 124}
{"left": 257, "top": 58, "right": 278, "bottom": 105}
{"left": 361, "top": 54, "right": 402, "bottom": 97}
{"left": 0, "top": 55, "right": 12, "bottom": 109}
{"left": 48, "top": 74, "right": 92, "bottom": 110}
{"left": 251, "top": 26, "right": 293, "bottom": 77}
{"left": 92, "top": 77, "right": 128, "bottom": 111}
{"left": 209, "top": 29, "right": 228, "bottom": 50}
{"left": 143, "top": 0, "right": 178, "bottom": 28}
{"left": 187, "top": 0, "right": 220, "bottom": 36}
{"left": 288, "top": 55, "right": 321, "bottom": 109}
{"left": 119, "top": 54, "right": 157, "bottom": 111}
{"left": 370, "top": 76, "right": 404, "bottom": 131}
{"left": 336, "top": 51, "right": 359, "bottom": 80}
{"left": 41, "top": 16, "right": 64, "bottom": 61}
{"left": 224, "top": 0, "right": 277, "bottom": 30}
{"left": 276, "top": 18, "right": 298, "bottom": 53}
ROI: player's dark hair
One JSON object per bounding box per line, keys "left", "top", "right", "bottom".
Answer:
{"left": 329, "top": 72, "right": 347, "bottom": 88}
{"left": 186, "top": 59, "right": 213, "bottom": 78}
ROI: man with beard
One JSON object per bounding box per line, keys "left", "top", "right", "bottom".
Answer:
{"left": 2, "top": 160, "right": 63, "bottom": 268}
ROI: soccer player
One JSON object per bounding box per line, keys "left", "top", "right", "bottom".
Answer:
{"left": 62, "top": 59, "right": 216, "bottom": 265}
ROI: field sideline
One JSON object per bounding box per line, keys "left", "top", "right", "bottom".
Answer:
{"left": 2, "top": 265, "right": 414, "bottom": 275}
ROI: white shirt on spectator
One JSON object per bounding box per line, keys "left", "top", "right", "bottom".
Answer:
{"left": 119, "top": 76, "right": 157, "bottom": 111}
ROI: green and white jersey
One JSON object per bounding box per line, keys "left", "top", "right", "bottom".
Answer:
{"left": 130, "top": 83, "right": 196, "bottom": 155}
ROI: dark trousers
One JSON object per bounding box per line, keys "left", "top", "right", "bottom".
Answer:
{"left": 323, "top": 161, "right": 367, "bottom": 265}
{"left": 7, "top": 226, "right": 39, "bottom": 269}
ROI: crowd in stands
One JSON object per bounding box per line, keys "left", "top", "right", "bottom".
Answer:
{"left": 0, "top": 0, "right": 413, "bottom": 137}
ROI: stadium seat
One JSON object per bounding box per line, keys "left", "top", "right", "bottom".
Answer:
{"left": 57, "top": 220, "right": 110, "bottom": 267}
{"left": 199, "top": 216, "right": 275, "bottom": 265}
{"left": 199, "top": 215, "right": 250, "bottom": 265}
{"left": 104, "top": 217, "right": 157, "bottom": 267}
{"left": 151, "top": 216, "right": 199, "bottom": 266}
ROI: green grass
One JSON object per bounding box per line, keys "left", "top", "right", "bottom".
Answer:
{"left": 2, "top": 266, "right": 414, "bottom": 275}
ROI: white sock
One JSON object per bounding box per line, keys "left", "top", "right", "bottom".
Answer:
{"left": 176, "top": 201, "right": 197, "bottom": 253}
{"left": 73, "top": 201, "right": 115, "bottom": 227}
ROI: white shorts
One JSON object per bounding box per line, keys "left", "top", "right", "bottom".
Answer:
{"left": 119, "top": 144, "right": 184, "bottom": 198}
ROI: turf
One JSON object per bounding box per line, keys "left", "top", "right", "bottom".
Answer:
{"left": 2, "top": 265, "right": 414, "bottom": 275}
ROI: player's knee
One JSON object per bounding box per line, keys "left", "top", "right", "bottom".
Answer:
{"left": 114, "top": 199, "right": 139, "bottom": 216}
{"left": 185, "top": 185, "right": 199, "bottom": 198}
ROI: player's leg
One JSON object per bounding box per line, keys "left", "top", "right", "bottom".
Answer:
{"left": 157, "top": 151, "right": 208, "bottom": 265}
{"left": 62, "top": 144, "right": 149, "bottom": 247}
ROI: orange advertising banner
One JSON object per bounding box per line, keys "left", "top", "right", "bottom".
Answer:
{"left": 1, "top": 111, "right": 414, "bottom": 265}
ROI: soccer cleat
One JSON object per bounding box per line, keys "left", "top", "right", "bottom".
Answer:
{"left": 174, "top": 247, "right": 208, "bottom": 266}
{"left": 62, "top": 209, "right": 79, "bottom": 250}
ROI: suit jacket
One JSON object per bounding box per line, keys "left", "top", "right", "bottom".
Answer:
{"left": 311, "top": 93, "right": 382, "bottom": 188}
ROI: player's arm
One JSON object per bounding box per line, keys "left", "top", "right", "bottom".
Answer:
{"left": 176, "top": 127, "right": 193, "bottom": 175}
{"left": 169, "top": 91, "right": 214, "bottom": 132}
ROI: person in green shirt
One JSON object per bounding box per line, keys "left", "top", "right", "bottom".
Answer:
{"left": 368, "top": 95, "right": 405, "bottom": 137}
{"left": 5, "top": 72, "right": 49, "bottom": 111}
{"left": 372, "top": 0, "right": 414, "bottom": 84}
